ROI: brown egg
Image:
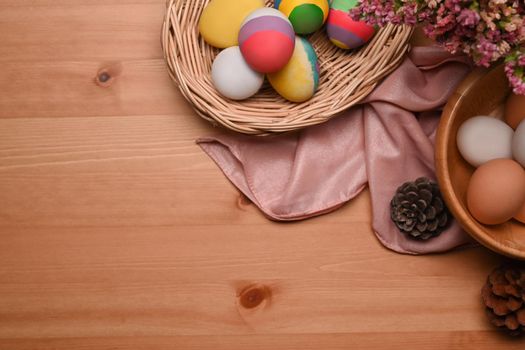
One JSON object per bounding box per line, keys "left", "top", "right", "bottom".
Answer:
{"left": 515, "top": 202, "right": 525, "bottom": 224}
{"left": 467, "top": 159, "right": 525, "bottom": 225}
{"left": 504, "top": 93, "right": 525, "bottom": 129}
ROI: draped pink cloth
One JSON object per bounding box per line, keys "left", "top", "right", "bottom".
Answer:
{"left": 197, "top": 46, "right": 476, "bottom": 254}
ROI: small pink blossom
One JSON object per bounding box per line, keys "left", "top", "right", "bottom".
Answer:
{"left": 506, "top": 50, "right": 525, "bottom": 95}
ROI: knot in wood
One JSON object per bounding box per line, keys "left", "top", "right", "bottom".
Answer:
{"left": 95, "top": 63, "right": 122, "bottom": 88}
{"left": 239, "top": 284, "right": 270, "bottom": 309}
{"left": 98, "top": 72, "right": 111, "bottom": 83}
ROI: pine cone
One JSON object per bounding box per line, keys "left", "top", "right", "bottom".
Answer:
{"left": 390, "top": 177, "right": 450, "bottom": 240}
{"left": 482, "top": 263, "right": 525, "bottom": 336}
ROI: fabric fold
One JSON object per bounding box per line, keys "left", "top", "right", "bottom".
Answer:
{"left": 197, "top": 46, "right": 476, "bottom": 254}
{"left": 199, "top": 110, "right": 368, "bottom": 221}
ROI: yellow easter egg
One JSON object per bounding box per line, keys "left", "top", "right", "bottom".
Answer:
{"left": 199, "top": 0, "right": 265, "bottom": 48}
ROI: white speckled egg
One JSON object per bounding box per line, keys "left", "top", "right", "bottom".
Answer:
{"left": 513, "top": 119, "right": 525, "bottom": 168}
{"left": 211, "top": 46, "right": 264, "bottom": 100}
{"left": 457, "top": 116, "right": 514, "bottom": 167}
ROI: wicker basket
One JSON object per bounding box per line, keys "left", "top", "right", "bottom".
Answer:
{"left": 162, "top": 0, "right": 413, "bottom": 135}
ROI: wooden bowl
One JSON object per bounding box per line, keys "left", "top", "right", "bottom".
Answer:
{"left": 436, "top": 64, "right": 525, "bottom": 260}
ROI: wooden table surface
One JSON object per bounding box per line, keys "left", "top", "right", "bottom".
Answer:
{"left": 0, "top": 1, "right": 522, "bottom": 349}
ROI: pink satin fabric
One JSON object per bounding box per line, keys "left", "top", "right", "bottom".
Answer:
{"left": 197, "top": 46, "right": 476, "bottom": 254}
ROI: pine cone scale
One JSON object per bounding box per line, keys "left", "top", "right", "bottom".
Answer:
{"left": 416, "top": 199, "right": 427, "bottom": 210}
{"left": 492, "top": 284, "right": 508, "bottom": 297}
{"left": 433, "top": 197, "right": 444, "bottom": 212}
{"left": 425, "top": 206, "right": 437, "bottom": 220}
{"left": 419, "top": 189, "right": 432, "bottom": 203}
{"left": 505, "top": 315, "right": 520, "bottom": 331}
{"left": 407, "top": 192, "right": 418, "bottom": 202}
{"left": 508, "top": 298, "right": 523, "bottom": 312}
{"left": 437, "top": 212, "right": 448, "bottom": 227}
{"left": 507, "top": 285, "right": 521, "bottom": 298}
{"left": 517, "top": 309, "right": 525, "bottom": 325}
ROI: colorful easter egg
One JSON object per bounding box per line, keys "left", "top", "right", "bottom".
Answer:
{"left": 275, "top": 0, "right": 329, "bottom": 34}
{"left": 268, "top": 36, "right": 319, "bottom": 102}
{"left": 239, "top": 8, "right": 296, "bottom": 73}
{"left": 327, "top": 0, "right": 376, "bottom": 50}
{"left": 198, "top": 0, "right": 265, "bottom": 48}
{"left": 211, "top": 46, "right": 264, "bottom": 100}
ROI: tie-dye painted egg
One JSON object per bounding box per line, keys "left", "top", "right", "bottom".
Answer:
{"left": 327, "top": 0, "right": 376, "bottom": 50}
{"left": 268, "top": 36, "right": 319, "bottom": 103}
{"left": 275, "top": 0, "right": 329, "bottom": 35}
{"left": 239, "top": 8, "right": 296, "bottom": 73}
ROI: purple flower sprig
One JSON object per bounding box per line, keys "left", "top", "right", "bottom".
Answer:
{"left": 351, "top": 0, "right": 525, "bottom": 94}
{"left": 505, "top": 49, "right": 525, "bottom": 95}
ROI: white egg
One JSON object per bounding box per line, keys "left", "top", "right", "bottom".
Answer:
{"left": 211, "top": 46, "right": 264, "bottom": 100}
{"left": 457, "top": 116, "right": 514, "bottom": 167}
{"left": 513, "top": 119, "right": 525, "bottom": 168}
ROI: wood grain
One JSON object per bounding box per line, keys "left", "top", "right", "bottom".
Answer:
{"left": 0, "top": 1, "right": 163, "bottom": 62}
{"left": 0, "top": 1, "right": 518, "bottom": 348}
{"left": 2, "top": 332, "right": 525, "bottom": 350}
